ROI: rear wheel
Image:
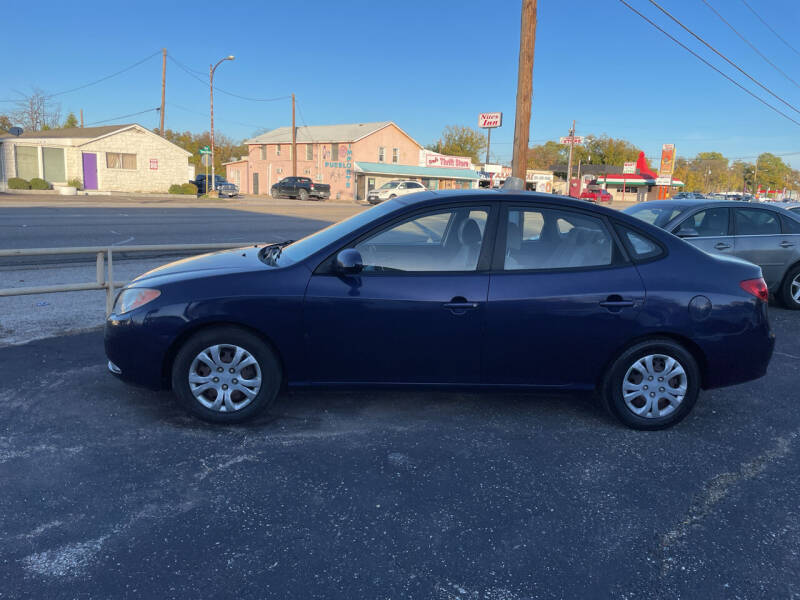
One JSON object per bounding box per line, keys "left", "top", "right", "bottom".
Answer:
{"left": 780, "top": 265, "right": 800, "bottom": 309}
{"left": 298, "top": 189, "right": 309, "bottom": 201}
{"left": 171, "top": 326, "right": 282, "bottom": 423}
{"left": 389, "top": 194, "right": 397, "bottom": 200}
{"left": 602, "top": 339, "right": 700, "bottom": 430}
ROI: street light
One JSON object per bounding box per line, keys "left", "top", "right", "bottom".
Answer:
{"left": 209, "top": 55, "right": 235, "bottom": 195}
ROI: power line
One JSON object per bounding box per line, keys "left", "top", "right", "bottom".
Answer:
{"left": 616, "top": 0, "right": 800, "bottom": 128}
{"left": 700, "top": 0, "right": 800, "bottom": 92}
{"left": 740, "top": 0, "right": 800, "bottom": 59}
{"left": 645, "top": 0, "right": 800, "bottom": 116}
{"left": 168, "top": 55, "right": 291, "bottom": 103}
{"left": 85, "top": 107, "right": 160, "bottom": 126}
{"left": 0, "top": 51, "right": 161, "bottom": 103}
{"left": 168, "top": 102, "right": 274, "bottom": 132}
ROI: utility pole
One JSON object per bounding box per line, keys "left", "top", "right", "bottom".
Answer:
{"left": 79, "top": 109, "right": 84, "bottom": 128}
{"left": 511, "top": 0, "right": 537, "bottom": 179}
{"left": 159, "top": 48, "right": 167, "bottom": 135}
{"left": 291, "top": 93, "right": 297, "bottom": 177}
{"left": 565, "top": 119, "right": 576, "bottom": 194}
{"left": 209, "top": 55, "right": 235, "bottom": 196}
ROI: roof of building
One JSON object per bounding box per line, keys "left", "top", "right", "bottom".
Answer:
{"left": 246, "top": 121, "right": 411, "bottom": 145}
{"left": 0, "top": 124, "right": 135, "bottom": 140}
{"left": 356, "top": 162, "right": 479, "bottom": 180}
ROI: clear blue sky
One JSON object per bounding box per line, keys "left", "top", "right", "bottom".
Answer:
{"left": 3, "top": 0, "right": 800, "bottom": 167}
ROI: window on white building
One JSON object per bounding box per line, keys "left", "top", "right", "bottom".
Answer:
{"left": 106, "top": 152, "right": 137, "bottom": 170}
{"left": 42, "top": 147, "right": 66, "bottom": 182}
{"left": 15, "top": 146, "right": 39, "bottom": 180}
{"left": 306, "top": 144, "right": 313, "bottom": 161}
{"left": 378, "top": 147, "right": 385, "bottom": 162}
{"left": 392, "top": 148, "right": 399, "bottom": 163}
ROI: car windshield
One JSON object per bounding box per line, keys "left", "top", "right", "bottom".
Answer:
{"left": 623, "top": 204, "right": 687, "bottom": 228}
{"left": 273, "top": 200, "right": 404, "bottom": 266}
{"left": 380, "top": 182, "right": 400, "bottom": 189}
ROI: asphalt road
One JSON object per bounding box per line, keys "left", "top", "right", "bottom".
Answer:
{"left": 1, "top": 309, "right": 799, "bottom": 598}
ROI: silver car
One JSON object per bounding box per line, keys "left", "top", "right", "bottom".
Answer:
{"left": 625, "top": 200, "right": 800, "bottom": 309}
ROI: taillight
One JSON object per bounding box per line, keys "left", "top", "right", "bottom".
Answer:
{"left": 740, "top": 278, "right": 769, "bottom": 302}
{"left": 310, "top": 183, "right": 314, "bottom": 189}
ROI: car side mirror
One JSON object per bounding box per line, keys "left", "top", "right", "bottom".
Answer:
{"left": 676, "top": 226, "right": 699, "bottom": 238}
{"left": 336, "top": 249, "right": 363, "bottom": 274}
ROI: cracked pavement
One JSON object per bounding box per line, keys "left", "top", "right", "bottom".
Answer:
{"left": 0, "top": 308, "right": 799, "bottom": 598}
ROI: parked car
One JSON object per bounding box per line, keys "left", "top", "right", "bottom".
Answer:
{"left": 671, "top": 192, "right": 707, "bottom": 200}
{"left": 191, "top": 174, "right": 238, "bottom": 197}
{"left": 106, "top": 191, "right": 774, "bottom": 430}
{"left": 580, "top": 188, "right": 612, "bottom": 203}
{"left": 367, "top": 180, "right": 427, "bottom": 204}
{"left": 625, "top": 199, "right": 800, "bottom": 308}
{"left": 270, "top": 176, "right": 330, "bottom": 201}
{"left": 778, "top": 202, "right": 800, "bottom": 214}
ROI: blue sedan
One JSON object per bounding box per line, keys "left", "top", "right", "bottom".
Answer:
{"left": 105, "top": 190, "right": 775, "bottom": 430}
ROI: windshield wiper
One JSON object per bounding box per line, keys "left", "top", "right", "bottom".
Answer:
{"left": 258, "top": 240, "right": 294, "bottom": 264}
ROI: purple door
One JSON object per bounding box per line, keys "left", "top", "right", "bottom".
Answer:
{"left": 82, "top": 153, "right": 98, "bottom": 190}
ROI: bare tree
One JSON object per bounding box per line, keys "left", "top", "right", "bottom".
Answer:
{"left": 11, "top": 88, "right": 62, "bottom": 132}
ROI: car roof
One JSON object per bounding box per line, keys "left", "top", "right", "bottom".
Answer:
{"left": 628, "top": 199, "right": 784, "bottom": 210}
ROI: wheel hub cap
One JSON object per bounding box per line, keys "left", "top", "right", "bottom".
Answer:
{"left": 622, "top": 354, "right": 687, "bottom": 418}
{"left": 188, "top": 344, "right": 262, "bottom": 412}
{"left": 791, "top": 274, "right": 800, "bottom": 303}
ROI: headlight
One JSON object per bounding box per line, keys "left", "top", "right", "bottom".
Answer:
{"left": 113, "top": 288, "right": 161, "bottom": 314}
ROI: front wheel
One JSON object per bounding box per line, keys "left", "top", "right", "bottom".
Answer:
{"left": 602, "top": 339, "right": 700, "bottom": 430}
{"left": 298, "top": 189, "right": 309, "bottom": 201}
{"left": 171, "top": 326, "right": 282, "bottom": 423}
{"left": 780, "top": 265, "right": 800, "bottom": 309}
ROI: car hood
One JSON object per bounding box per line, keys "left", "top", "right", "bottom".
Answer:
{"left": 131, "top": 246, "right": 269, "bottom": 285}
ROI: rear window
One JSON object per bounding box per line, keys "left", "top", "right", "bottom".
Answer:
{"left": 624, "top": 205, "right": 686, "bottom": 228}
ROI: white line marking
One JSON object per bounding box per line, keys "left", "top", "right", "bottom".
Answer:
{"left": 113, "top": 236, "right": 135, "bottom": 246}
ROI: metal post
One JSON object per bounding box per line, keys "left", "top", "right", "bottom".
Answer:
{"left": 210, "top": 55, "right": 235, "bottom": 197}
{"left": 566, "top": 120, "right": 575, "bottom": 196}
{"left": 106, "top": 248, "right": 114, "bottom": 316}
{"left": 96, "top": 252, "right": 105, "bottom": 285}
{"left": 292, "top": 93, "right": 297, "bottom": 177}
{"left": 485, "top": 127, "right": 491, "bottom": 165}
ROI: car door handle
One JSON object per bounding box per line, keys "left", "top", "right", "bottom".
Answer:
{"left": 599, "top": 295, "right": 635, "bottom": 309}
{"left": 714, "top": 242, "right": 731, "bottom": 250}
{"left": 443, "top": 296, "right": 479, "bottom": 312}
{"left": 780, "top": 241, "right": 795, "bottom": 248}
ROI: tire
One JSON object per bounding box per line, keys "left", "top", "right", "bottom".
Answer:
{"left": 298, "top": 189, "right": 309, "bottom": 201}
{"left": 171, "top": 326, "right": 282, "bottom": 424}
{"left": 601, "top": 338, "right": 700, "bottom": 430}
{"left": 780, "top": 264, "right": 800, "bottom": 309}
{"left": 389, "top": 194, "right": 397, "bottom": 200}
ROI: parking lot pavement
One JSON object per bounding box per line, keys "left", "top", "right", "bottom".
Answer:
{"left": 1, "top": 309, "right": 799, "bottom": 598}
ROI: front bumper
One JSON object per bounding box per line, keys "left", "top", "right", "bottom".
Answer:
{"left": 105, "top": 313, "right": 171, "bottom": 389}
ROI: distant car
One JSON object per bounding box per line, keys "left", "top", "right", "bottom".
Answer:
{"left": 777, "top": 202, "right": 800, "bottom": 214}
{"left": 106, "top": 190, "right": 774, "bottom": 430}
{"left": 625, "top": 199, "right": 800, "bottom": 309}
{"left": 671, "top": 192, "right": 707, "bottom": 200}
{"left": 580, "top": 188, "right": 612, "bottom": 203}
{"left": 271, "top": 176, "right": 330, "bottom": 201}
{"left": 367, "top": 180, "right": 427, "bottom": 204}
{"left": 192, "top": 174, "right": 238, "bottom": 198}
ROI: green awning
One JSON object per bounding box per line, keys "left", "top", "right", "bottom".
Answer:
{"left": 356, "top": 162, "right": 479, "bottom": 180}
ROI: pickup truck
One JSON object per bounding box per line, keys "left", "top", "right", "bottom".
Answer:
{"left": 191, "top": 174, "right": 239, "bottom": 198}
{"left": 270, "top": 176, "right": 330, "bottom": 201}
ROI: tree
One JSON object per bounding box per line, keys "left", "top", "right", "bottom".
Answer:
{"left": 157, "top": 128, "right": 248, "bottom": 177}
{"left": 10, "top": 88, "right": 61, "bottom": 132}
{"left": 527, "top": 141, "right": 566, "bottom": 169}
{"left": 426, "top": 125, "right": 487, "bottom": 162}
{"left": 755, "top": 152, "right": 791, "bottom": 190}
{"left": 62, "top": 112, "right": 79, "bottom": 128}
{"left": 0, "top": 115, "right": 12, "bottom": 133}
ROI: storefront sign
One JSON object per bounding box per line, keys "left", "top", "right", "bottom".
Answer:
{"left": 623, "top": 162, "right": 636, "bottom": 174}
{"left": 656, "top": 176, "right": 672, "bottom": 186}
{"left": 426, "top": 153, "right": 472, "bottom": 169}
{"left": 559, "top": 136, "right": 584, "bottom": 145}
{"left": 659, "top": 144, "right": 676, "bottom": 177}
{"left": 478, "top": 112, "right": 502, "bottom": 128}
{"left": 525, "top": 170, "right": 554, "bottom": 184}
{"left": 149, "top": 159, "right": 158, "bottom": 170}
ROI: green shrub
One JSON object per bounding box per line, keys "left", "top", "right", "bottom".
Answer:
{"left": 67, "top": 177, "right": 83, "bottom": 190}
{"left": 169, "top": 182, "right": 197, "bottom": 195}
{"left": 7, "top": 177, "right": 30, "bottom": 190}
{"left": 29, "top": 178, "right": 50, "bottom": 190}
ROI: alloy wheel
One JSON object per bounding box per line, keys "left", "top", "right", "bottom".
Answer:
{"left": 622, "top": 354, "right": 687, "bottom": 418}
{"left": 792, "top": 273, "right": 800, "bottom": 304}
{"left": 188, "top": 344, "right": 262, "bottom": 412}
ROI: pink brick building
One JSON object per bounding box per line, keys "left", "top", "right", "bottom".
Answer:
{"left": 225, "top": 121, "right": 478, "bottom": 201}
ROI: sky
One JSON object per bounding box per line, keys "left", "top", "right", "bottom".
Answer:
{"left": 2, "top": 0, "right": 800, "bottom": 168}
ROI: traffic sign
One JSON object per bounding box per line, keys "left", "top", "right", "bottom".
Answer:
{"left": 559, "top": 136, "right": 584, "bottom": 145}
{"left": 199, "top": 145, "right": 211, "bottom": 154}
{"left": 201, "top": 154, "right": 211, "bottom": 166}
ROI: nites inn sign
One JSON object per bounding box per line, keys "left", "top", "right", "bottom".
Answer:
{"left": 478, "top": 113, "right": 503, "bottom": 128}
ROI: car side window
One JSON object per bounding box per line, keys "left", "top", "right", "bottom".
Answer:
{"left": 398, "top": 183, "right": 408, "bottom": 189}
{"left": 735, "top": 208, "right": 780, "bottom": 235}
{"left": 680, "top": 208, "right": 730, "bottom": 237}
{"left": 781, "top": 215, "right": 800, "bottom": 234}
{"left": 616, "top": 225, "right": 664, "bottom": 261}
{"left": 355, "top": 207, "right": 489, "bottom": 272}
{"left": 504, "top": 208, "right": 614, "bottom": 270}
